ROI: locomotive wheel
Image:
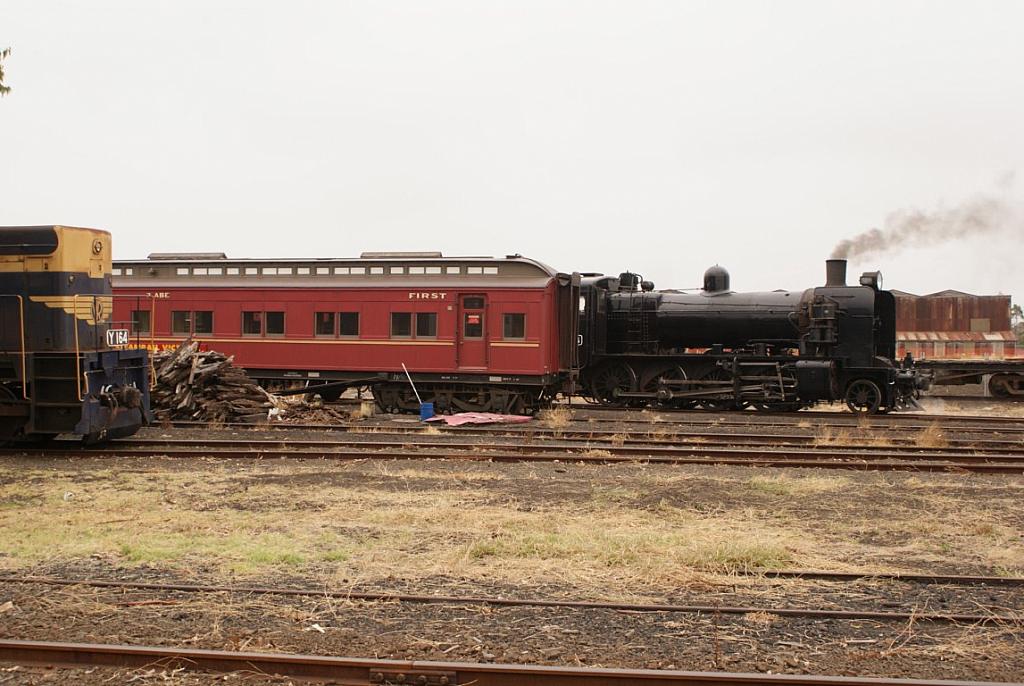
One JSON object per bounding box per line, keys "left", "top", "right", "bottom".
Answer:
{"left": 845, "top": 379, "right": 882, "bottom": 414}
{"left": 589, "top": 363, "right": 638, "bottom": 406}
{"left": 654, "top": 366, "right": 696, "bottom": 410}
{"left": 698, "top": 369, "right": 739, "bottom": 411}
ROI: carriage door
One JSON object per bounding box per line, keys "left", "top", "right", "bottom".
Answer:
{"left": 458, "top": 295, "right": 488, "bottom": 369}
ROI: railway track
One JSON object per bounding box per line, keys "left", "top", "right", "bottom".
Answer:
{"left": 556, "top": 403, "right": 1024, "bottom": 427}
{"left": 7, "top": 435, "right": 1024, "bottom": 473}
{"left": 168, "top": 420, "right": 1024, "bottom": 449}
{"left": 4, "top": 575, "right": 1018, "bottom": 623}
{"left": 0, "top": 639, "right": 1010, "bottom": 685}
{"left": 176, "top": 409, "right": 1024, "bottom": 438}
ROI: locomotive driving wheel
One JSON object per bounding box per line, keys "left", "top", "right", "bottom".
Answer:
{"left": 845, "top": 379, "right": 882, "bottom": 414}
{"left": 698, "top": 369, "right": 739, "bottom": 411}
{"left": 652, "top": 366, "right": 696, "bottom": 410}
{"left": 589, "top": 363, "right": 638, "bottom": 406}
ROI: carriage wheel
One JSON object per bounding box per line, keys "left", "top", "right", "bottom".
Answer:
{"left": 845, "top": 379, "right": 882, "bottom": 415}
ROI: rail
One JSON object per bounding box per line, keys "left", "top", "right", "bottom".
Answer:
{"left": 0, "top": 639, "right": 1007, "bottom": 686}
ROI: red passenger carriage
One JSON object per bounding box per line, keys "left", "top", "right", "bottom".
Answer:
{"left": 112, "top": 252, "right": 579, "bottom": 413}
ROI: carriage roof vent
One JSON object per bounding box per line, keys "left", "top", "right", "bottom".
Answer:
{"left": 148, "top": 252, "right": 227, "bottom": 260}
{"left": 359, "top": 251, "right": 443, "bottom": 258}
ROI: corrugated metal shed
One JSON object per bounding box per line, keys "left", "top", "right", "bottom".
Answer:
{"left": 894, "top": 291, "right": 1011, "bottom": 333}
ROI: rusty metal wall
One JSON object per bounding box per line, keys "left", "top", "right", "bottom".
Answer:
{"left": 894, "top": 292, "right": 1011, "bottom": 332}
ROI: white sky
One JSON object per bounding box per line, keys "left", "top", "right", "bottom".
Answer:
{"left": 2, "top": 1, "right": 1023, "bottom": 297}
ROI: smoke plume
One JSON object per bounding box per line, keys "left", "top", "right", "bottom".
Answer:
{"left": 831, "top": 176, "right": 1020, "bottom": 261}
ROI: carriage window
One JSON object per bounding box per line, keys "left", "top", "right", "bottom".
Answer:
{"left": 297, "top": 267, "right": 310, "bottom": 275}
{"left": 171, "top": 311, "right": 191, "bottom": 335}
{"left": 446, "top": 266, "right": 460, "bottom": 274}
{"left": 176, "top": 268, "right": 190, "bottom": 276}
{"left": 350, "top": 266, "right": 366, "bottom": 275}
{"left": 130, "top": 310, "right": 151, "bottom": 334}
{"left": 391, "top": 312, "right": 412, "bottom": 337}
{"left": 370, "top": 267, "right": 384, "bottom": 275}
{"left": 426, "top": 266, "right": 442, "bottom": 275}
{"left": 243, "top": 311, "right": 263, "bottom": 335}
{"left": 483, "top": 266, "right": 499, "bottom": 275}
{"left": 315, "top": 312, "right": 335, "bottom": 336}
{"left": 266, "top": 311, "right": 285, "bottom": 335}
{"left": 464, "top": 312, "right": 484, "bottom": 338}
{"left": 463, "top": 297, "right": 485, "bottom": 309}
{"left": 409, "top": 266, "right": 425, "bottom": 275}
{"left": 503, "top": 313, "right": 525, "bottom": 339}
{"left": 416, "top": 312, "right": 437, "bottom": 338}
{"left": 227, "top": 267, "right": 240, "bottom": 275}
{"left": 467, "top": 266, "right": 483, "bottom": 274}
{"left": 245, "top": 267, "right": 258, "bottom": 275}
{"left": 316, "top": 267, "right": 330, "bottom": 275}
{"left": 193, "top": 311, "right": 214, "bottom": 334}
{"left": 339, "top": 312, "right": 360, "bottom": 337}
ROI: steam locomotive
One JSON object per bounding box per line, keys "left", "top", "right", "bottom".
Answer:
{"left": 578, "top": 259, "right": 923, "bottom": 414}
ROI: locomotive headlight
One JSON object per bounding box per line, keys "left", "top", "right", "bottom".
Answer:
{"left": 859, "top": 271, "right": 882, "bottom": 289}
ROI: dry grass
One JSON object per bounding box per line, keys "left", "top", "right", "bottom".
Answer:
{"left": 916, "top": 423, "right": 949, "bottom": 449}
{"left": 746, "top": 473, "right": 850, "bottom": 496}
{"left": 538, "top": 407, "right": 572, "bottom": 429}
{"left": 812, "top": 426, "right": 853, "bottom": 446}
{"left": 608, "top": 433, "right": 627, "bottom": 447}
{"left": 0, "top": 462, "right": 796, "bottom": 588}
{"left": 2, "top": 459, "right": 1022, "bottom": 593}
{"left": 813, "top": 425, "right": 891, "bottom": 448}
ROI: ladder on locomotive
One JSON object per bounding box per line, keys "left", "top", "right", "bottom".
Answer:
{"left": 624, "top": 293, "right": 657, "bottom": 353}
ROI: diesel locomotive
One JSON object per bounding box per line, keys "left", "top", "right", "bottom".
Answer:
{"left": 0, "top": 226, "right": 151, "bottom": 443}
{"left": 578, "top": 259, "right": 922, "bottom": 414}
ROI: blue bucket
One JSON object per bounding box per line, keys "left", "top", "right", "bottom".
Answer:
{"left": 419, "top": 402, "right": 435, "bottom": 421}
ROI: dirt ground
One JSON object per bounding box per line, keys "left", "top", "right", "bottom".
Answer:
{"left": 1, "top": 452, "right": 1023, "bottom": 682}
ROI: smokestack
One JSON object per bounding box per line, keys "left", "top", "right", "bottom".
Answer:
{"left": 825, "top": 259, "right": 847, "bottom": 287}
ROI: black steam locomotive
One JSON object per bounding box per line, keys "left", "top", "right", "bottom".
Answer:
{"left": 0, "top": 225, "right": 151, "bottom": 443}
{"left": 578, "top": 259, "right": 922, "bottom": 414}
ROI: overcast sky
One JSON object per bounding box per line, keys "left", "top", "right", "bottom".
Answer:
{"left": 3, "top": 1, "right": 1023, "bottom": 297}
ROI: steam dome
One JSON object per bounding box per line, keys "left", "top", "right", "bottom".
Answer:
{"left": 703, "top": 265, "right": 730, "bottom": 293}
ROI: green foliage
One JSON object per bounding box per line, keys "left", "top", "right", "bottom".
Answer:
{"left": 0, "top": 47, "right": 10, "bottom": 97}
{"left": 1011, "top": 304, "right": 1024, "bottom": 345}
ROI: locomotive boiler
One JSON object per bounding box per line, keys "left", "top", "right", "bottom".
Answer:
{"left": 578, "top": 259, "right": 922, "bottom": 414}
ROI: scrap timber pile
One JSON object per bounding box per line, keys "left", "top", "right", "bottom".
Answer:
{"left": 152, "top": 340, "right": 274, "bottom": 423}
